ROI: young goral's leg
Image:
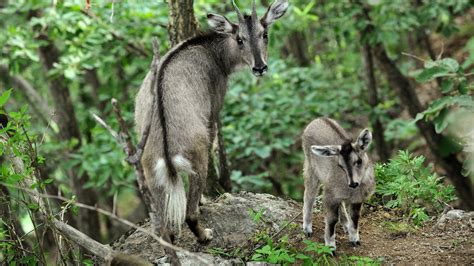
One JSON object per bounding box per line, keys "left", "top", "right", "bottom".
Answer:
{"left": 339, "top": 202, "right": 350, "bottom": 233}
{"left": 348, "top": 203, "right": 362, "bottom": 246}
{"left": 340, "top": 202, "right": 360, "bottom": 246}
{"left": 324, "top": 200, "right": 340, "bottom": 250}
{"left": 303, "top": 159, "right": 319, "bottom": 237}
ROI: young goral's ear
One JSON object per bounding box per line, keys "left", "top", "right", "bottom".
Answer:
{"left": 310, "top": 145, "right": 341, "bottom": 157}
{"left": 207, "top": 13, "right": 237, "bottom": 33}
{"left": 356, "top": 128, "right": 372, "bottom": 151}
{"left": 261, "top": 0, "right": 289, "bottom": 26}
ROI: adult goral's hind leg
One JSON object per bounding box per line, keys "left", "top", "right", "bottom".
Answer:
{"left": 186, "top": 141, "right": 213, "bottom": 243}
{"left": 302, "top": 159, "right": 319, "bottom": 237}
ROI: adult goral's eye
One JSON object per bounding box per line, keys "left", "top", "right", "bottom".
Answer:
{"left": 237, "top": 37, "right": 243, "bottom": 45}
{"left": 355, "top": 159, "right": 362, "bottom": 166}
{"left": 263, "top": 32, "right": 268, "bottom": 39}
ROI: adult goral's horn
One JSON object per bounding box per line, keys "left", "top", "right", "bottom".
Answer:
{"left": 251, "top": 0, "right": 257, "bottom": 20}
{"left": 232, "top": 0, "right": 245, "bottom": 23}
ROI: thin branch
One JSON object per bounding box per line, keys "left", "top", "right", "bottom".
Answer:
{"left": 1, "top": 182, "right": 211, "bottom": 265}
{"left": 110, "top": 0, "right": 115, "bottom": 23}
{"left": 437, "top": 42, "right": 445, "bottom": 60}
{"left": 401, "top": 52, "right": 426, "bottom": 62}
{"left": 91, "top": 112, "right": 118, "bottom": 139}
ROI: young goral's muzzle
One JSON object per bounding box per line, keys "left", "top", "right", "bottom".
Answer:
{"left": 337, "top": 163, "right": 359, "bottom": 188}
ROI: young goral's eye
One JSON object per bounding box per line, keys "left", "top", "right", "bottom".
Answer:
{"left": 263, "top": 32, "right": 268, "bottom": 39}
{"left": 354, "top": 159, "right": 362, "bottom": 167}
{"left": 237, "top": 37, "right": 243, "bottom": 45}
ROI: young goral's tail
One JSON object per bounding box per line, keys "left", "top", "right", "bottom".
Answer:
{"left": 154, "top": 154, "right": 194, "bottom": 231}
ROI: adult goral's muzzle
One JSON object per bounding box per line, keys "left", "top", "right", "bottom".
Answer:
{"left": 252, "top": 65, "right": 268, "bottom": 76}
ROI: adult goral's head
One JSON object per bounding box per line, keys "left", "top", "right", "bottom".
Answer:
{"left": 207, "top": 0, "right": 289, "bottom": 77}
{"left": 310, "top": 129, "right": 373, "bottom": 189}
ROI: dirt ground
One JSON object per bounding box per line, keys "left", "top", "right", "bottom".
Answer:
{"left": 293, "top": 206, "right": 474, "bottom": 265}
{"left": 113, "top": 193, "right": 473, "bottom": 265}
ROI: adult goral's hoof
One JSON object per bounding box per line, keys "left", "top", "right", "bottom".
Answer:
{"left": 198, "top": 228, "right": 213, "bottom": 244}
{"left": 351, "top": 241, "right": 361, "bottom": 247}
{"left": 303, "top": 225, "right": 313, "bottom": 238}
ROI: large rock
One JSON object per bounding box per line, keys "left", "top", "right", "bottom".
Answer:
{"left": 435, "top": 209, "right": 474, "bottom": 230}
{"left": 112, "top": 192, "right": 301, "bottom": 265}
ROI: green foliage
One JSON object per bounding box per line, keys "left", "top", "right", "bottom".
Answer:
{"left": 375, "top": 151, "right": 456, "bottom": 225}
{"left": 413, "top": 57, "right": 473, "bottom": 124}
{"left": 223, "top": 59, "right": 368, "bottom": 198}
{"left": 247, "top": 210, "right": 379, "bottom": 265}
{"left": 248, "top": 208, "right": 265, "bottom": 224}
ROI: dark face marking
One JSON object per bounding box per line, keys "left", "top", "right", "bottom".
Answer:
{"left": 339, "top": 141, "right": 361, "bottom": 188}
{"left": 238, "top": 15, "right": 268, "bottom": 76}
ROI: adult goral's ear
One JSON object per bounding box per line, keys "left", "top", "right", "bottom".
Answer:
{"left": 356, "top": 128, "right": 372, "bottom": 151}
{"left": 207, "top": 13, "right": 237, "bottom": 34}
{"left": 310, "top": 145, "right": 341, "bottom": 157}
{"left": 261, "top": 0, "right": 289, "bottom": 26}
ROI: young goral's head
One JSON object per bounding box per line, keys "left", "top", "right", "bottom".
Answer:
{"left": 311, "top": 129, "right": 372, "bottom": 188}
{"left": 207, "top": 0, "right": 289, "bottom": 77}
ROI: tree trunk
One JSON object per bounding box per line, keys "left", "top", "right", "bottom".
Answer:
{"left": 167, "top": 0, "right": 199, "bottom": 47}
{"left": 36, "top": 33, "right": 103, "bottom": 239}
{"left": 282, "top": 31, "right": 311, "bottom": 66}
{"left": 360, "top": 44, "right": 390, "bottom": 162}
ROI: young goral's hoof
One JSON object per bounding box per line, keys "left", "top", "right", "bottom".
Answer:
{"left": 351, "top": 241, "right": 361, "bottom": 247}
{"left": 198, "top": 228, "right": 213, "bottom": 244}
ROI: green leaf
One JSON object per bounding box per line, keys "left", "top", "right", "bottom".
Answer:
{"left": 432, "top": 108, "right": 449, "bottom": 133}
{"left": 440, "top": 79, "right": 454, "bottom": 93}
{"left": 27, "top": 203, "right": 39, "bottom": 211}
{"left": 458, "top": 78, "right": 468, "bottom": 95}
{"left": 439, "top": 58, "right": 459, "bottom": 72}
{"left": 416, "top": 67, "right": 449, "bottom": 83}
{"left": 0, "top": 89, "right": 12, "bottom": 107}
{"left": 423, "top": 60, "right": 437, "bottom": 69}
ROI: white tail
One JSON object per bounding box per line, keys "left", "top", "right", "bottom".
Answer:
{"left": 154, "top": 154, "right": 194, "bottom": 231}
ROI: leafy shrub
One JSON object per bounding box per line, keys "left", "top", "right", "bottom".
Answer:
{"left": 375, "top": 150, "right": 456, "bottom": 225}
